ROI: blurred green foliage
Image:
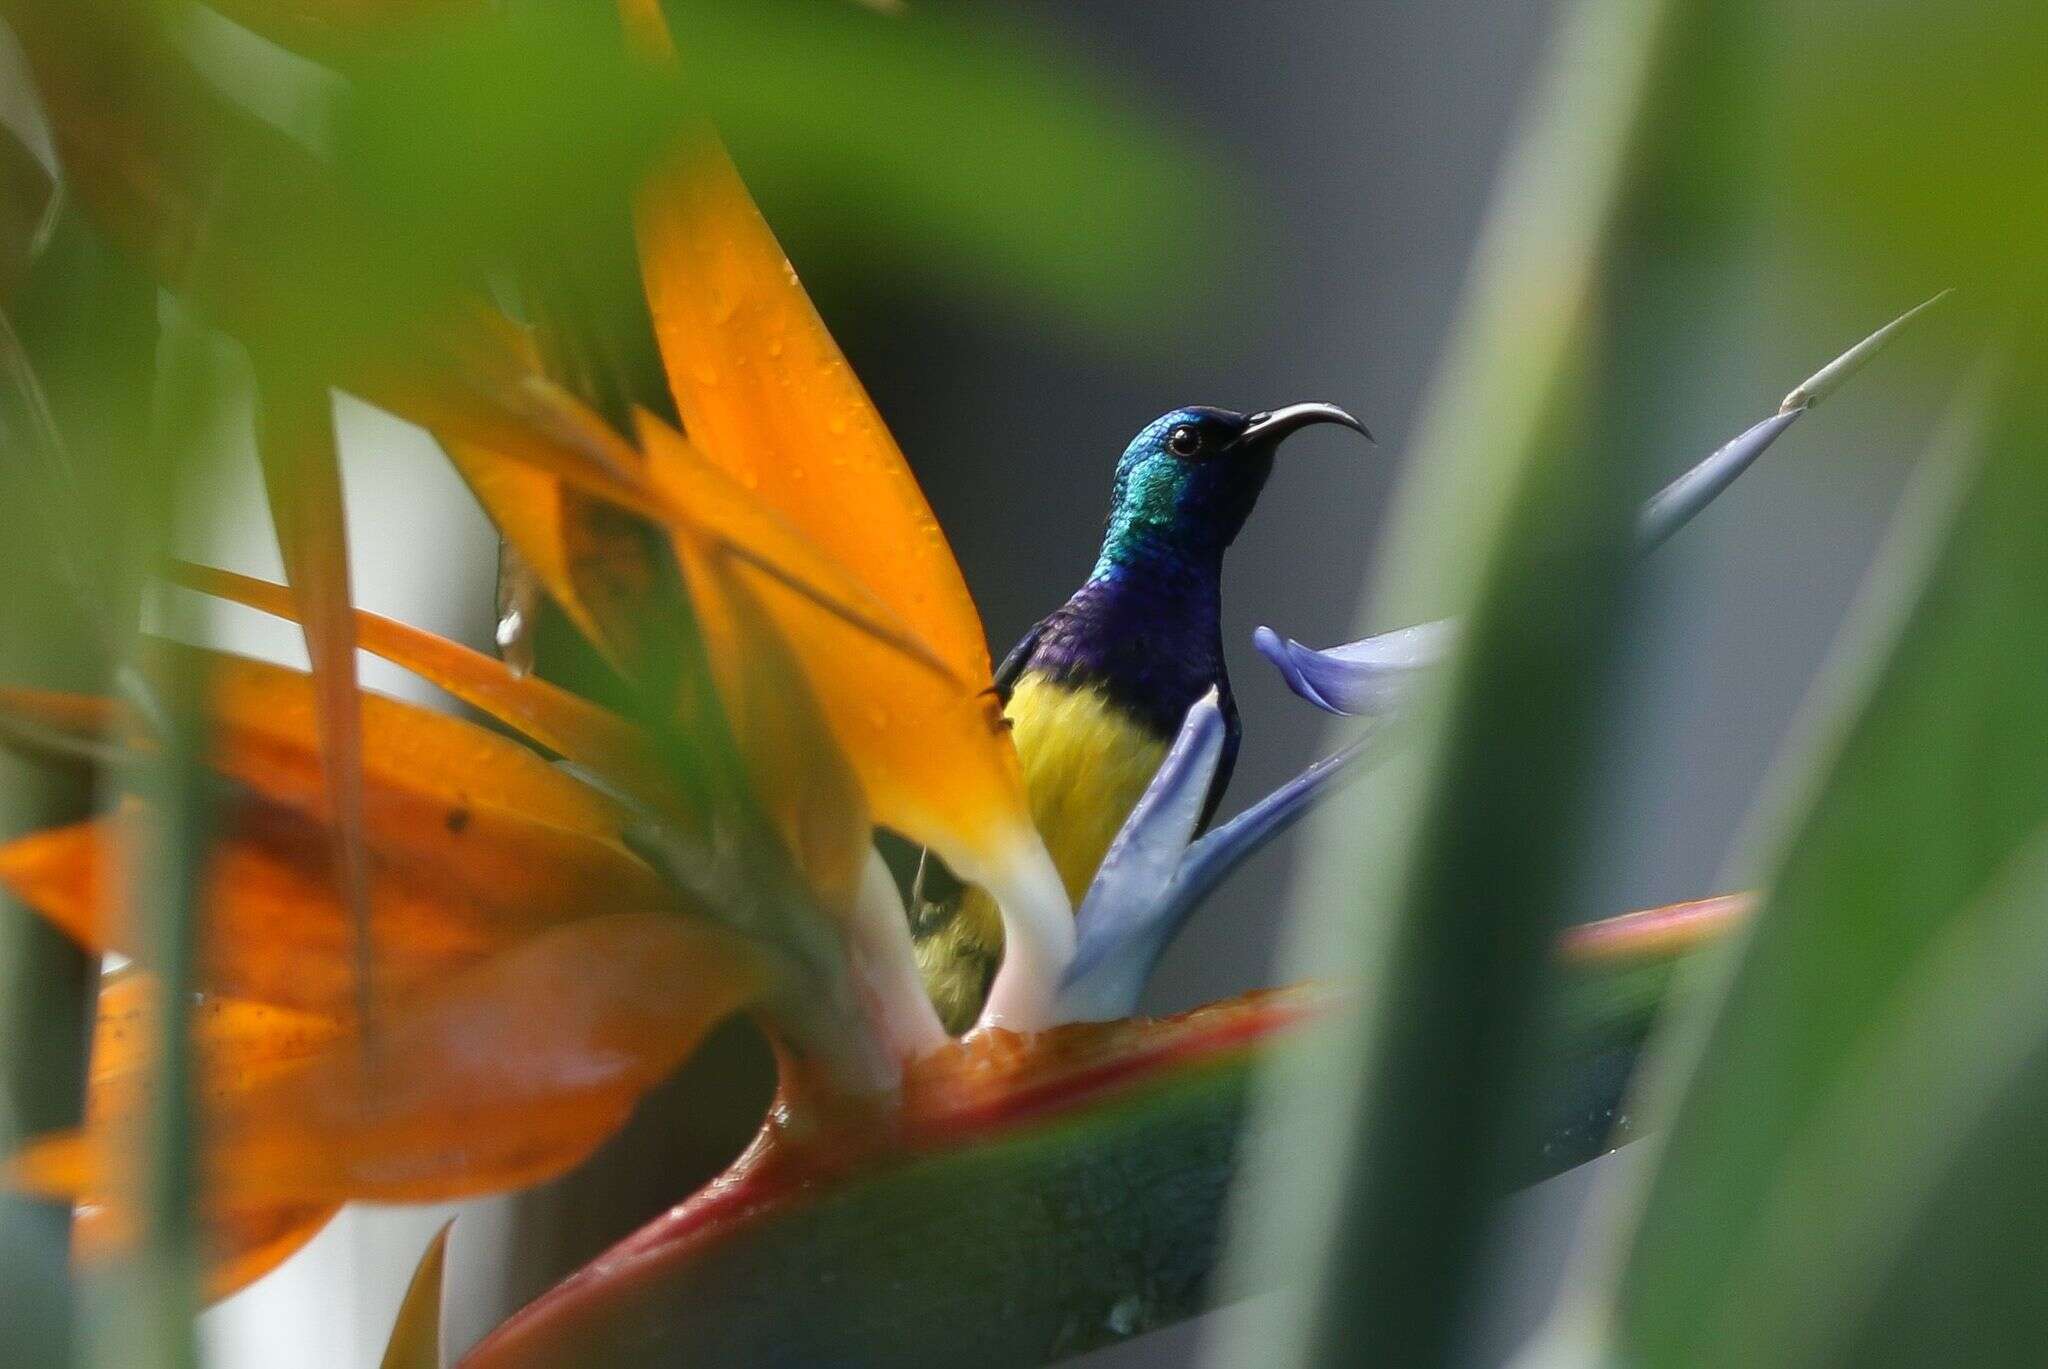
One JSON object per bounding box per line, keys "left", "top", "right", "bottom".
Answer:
{"left": 0, "top": 213, "right": 158, "bottom": 1369}
{"left": 1567, "top": 333, "right": 2048, "bottom": 1369}
{"left": 1770, "top": 1, "right": 2048, "bottom": 316}
{"left": 0, "top": 0, "right": 2044, "bottom": 1364}
{"left": 1, "top": 0, "right": 1222, "bottom": 400}
{"left": 1217, "top": 0, "right": 1686, "bottom": 1361}
{"left": 661, "top": 0, "right": 1224, "bottom": 325}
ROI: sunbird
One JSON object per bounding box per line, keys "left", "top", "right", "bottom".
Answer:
{"left": 914, "top": 402, "right": 1371, "bottom": 1030}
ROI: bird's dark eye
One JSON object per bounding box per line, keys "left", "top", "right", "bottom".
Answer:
{"left": 1166, "top": 424, "right": 1202, "bottom": 458}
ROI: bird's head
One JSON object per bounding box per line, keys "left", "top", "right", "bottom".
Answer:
{"left": 1092, "top": 403, "right": 1371, "bottom": 578}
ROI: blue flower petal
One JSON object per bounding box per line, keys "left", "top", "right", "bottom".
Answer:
{"left": 1253, "top": 620, "right": 1454, "bottom": 718}
{"left": 1170, "top": 723, "right": 1391, "bottom": 924}
{"left": 1259, "top": 413, "right": 1808, "bottom": 716}
{"left": 1058, "top": 690, "right": 1227, "bottom": 1021}
{"left": 1059, "top": 702, "right": 1404, "bottom": 1023}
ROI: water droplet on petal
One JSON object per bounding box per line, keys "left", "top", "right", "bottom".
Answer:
{"left": 1106, "top": 1296, "right": 1144, "bottom": 1337}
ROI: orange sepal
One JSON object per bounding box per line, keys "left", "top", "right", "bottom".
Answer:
{"left": 439, "top": 436, "right": 620, "bottom": 666}
{"left": 0, "top": 649, "right": 642, "bottom": 850}
{"left": 395, "top": 313, "right": 669, "bottom": 678}
{"left": 238, "top": 644, "right": 630, "bottom": 839}
{"left": 680, "top": 553, "right": 869, "bottom": 908}
{"left": 18, "top": 916, "right": 764, "bottom": 1294}
{"left": 0, "top": 790, "right": 669, "bottom": 1017}
{"left": 635, "top": 415, "right": 1040, "bottom": 884}
{"left": 206, "top": 913, "right": 766, "bottom": 1206}
{"left": 0, "top": 649, "right": 677, "bottom": 1014}
{"left": 634, "top": 135, "right": 994, "bottom": 695}
{"left": 167, "top": 562, "right": 691, "bottom": 824}
{"left": 12, "top": 971, "right": 347, "bottom": 1301}
{"left": 62, "top": 1185, "right": 341, "bottom": 1304}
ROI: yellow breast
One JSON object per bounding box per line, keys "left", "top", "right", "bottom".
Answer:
{"left": 915, "top": 675, "right": 1169, "bottom": 1031}
{"left": 1004, "top": 674, "right": 1173, "bottom": 902}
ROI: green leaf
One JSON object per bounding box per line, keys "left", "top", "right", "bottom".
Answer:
{"left": 459, "top": 900, "right": 1734, "bottom": 1368}
{"left": 1768, "top": 0, "right": 2048, "bottom": 317}
{"left": 0, "top": 210, "right": 160, "bottom": 1369}
{"left": 7, "top": 0, "right": 1218, "bottom": 386}
{"left": 1556, "top": 335, "right": 2048, "bottom": 1368}
{"left": 662, "top": 0, "right": 1223, "bottom": 331}
{"left": 1207, "top": 0, "right": 1718, "bottom": 1362}
{"left": 73, "top": 290, "right": 229, "bottom": 1369}
{"left": 0, "top": 122, "right": 54, "bottom": 304}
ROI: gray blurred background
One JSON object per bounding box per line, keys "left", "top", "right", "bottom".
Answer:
{"left": 180, "top": 0, "right": 1956, "bottom": 1361}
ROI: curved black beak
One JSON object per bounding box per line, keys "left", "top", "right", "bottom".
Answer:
{"left": 1239, "top": 401, "right": 1374, "bottom": 448}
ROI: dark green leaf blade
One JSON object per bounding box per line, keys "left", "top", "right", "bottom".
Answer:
{"left": 1207, "top": 0, "right": 1712, "bottom": 1362}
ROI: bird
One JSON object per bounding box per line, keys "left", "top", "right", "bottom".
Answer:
{"left": 912, "top": 401, "right": 1372, "bottom": 1031}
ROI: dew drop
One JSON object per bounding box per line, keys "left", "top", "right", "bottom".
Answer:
{"left": 1106, "top": 1296, "right": 1144, "bottom": 1337}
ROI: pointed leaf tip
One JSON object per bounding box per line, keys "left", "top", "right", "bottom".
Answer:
{"left": 1779, "top": 289, "right": 1951, "bottom": 414}
{"left": 1263, "top": 299, "right": 1942, "bottom": 716}
{"left": 380, "top": 1221, "right": 453, "bottom": 1369}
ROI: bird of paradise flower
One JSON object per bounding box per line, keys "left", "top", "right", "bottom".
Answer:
{"left": 0, "top": 0, "right": 1929, "bottom": 1351}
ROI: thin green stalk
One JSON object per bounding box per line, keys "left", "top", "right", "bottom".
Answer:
{"left": 0, "top": 212, "right": 160, "bottom": 1369}
{"left": 77, "top": 296, "right": 224, "bottom": 1369}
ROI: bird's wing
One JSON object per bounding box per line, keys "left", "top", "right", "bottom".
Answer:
{"left": 992, "top": 620, "right": 1050, "bottom": 704}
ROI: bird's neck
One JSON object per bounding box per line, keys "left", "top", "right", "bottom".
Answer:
{"left": 1087, "top": 515, "right": 1226, "bottom": 590}
{"left": 1030, "top": 542, "right": 1227, "bottom": 740}
{"left": 1083, "top": 538, "right": 1223, "bottom": 617}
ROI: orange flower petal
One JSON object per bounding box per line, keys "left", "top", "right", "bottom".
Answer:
{"left": 430, "top": 397, "right": 1067, "bottom": 958}
{"left": 0, "top": 820, "right": 105, "bottom": 955}
{"left": 635, "top": 417, "right": 1070, "bottom": 1022}
{"left": 0, "top": 790, "right": 668, "bottom": 1016}
{"left": 15, "top": 971, "right": 346, "bottom": 1301}
{"left": 18, "top": 911, "right": 761, "bottom": 1294}
{"left": 605, "top": 11, "right": 1071, "bottom": 1016}
{"left": 1, "top": 649, "right": 641, "bottom": 849}
{"left": 395, "top": 315, "right": 665, "bottom": 677}
{"left": 680, "top": 551, "right": 868, "bottom": 907}
{"left": 64, "top": 1192, "right": 342, "bottom": 1304}
{"left": 200, "top": 1202, "right": 343, "bottom": 1301}
{"left": 20, "top": 971, "right": 345, "bottom": 1302}
{"left": 634, "top": 135, "right": 993, "bottom": 693}
{"left": 87, "top": 971, "right": 346, "bottom": 1116}
{"left": 167, "top": 562, "right": 691, "bottom": 824}
{"left": 192, "top": 645, "right": 638, "bottom": 848}
{"left": 198, "top": 913, "right": 768, "bottom": 1205}
{"left": 439, "top": 436, "right": 621, "bottom": 668}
